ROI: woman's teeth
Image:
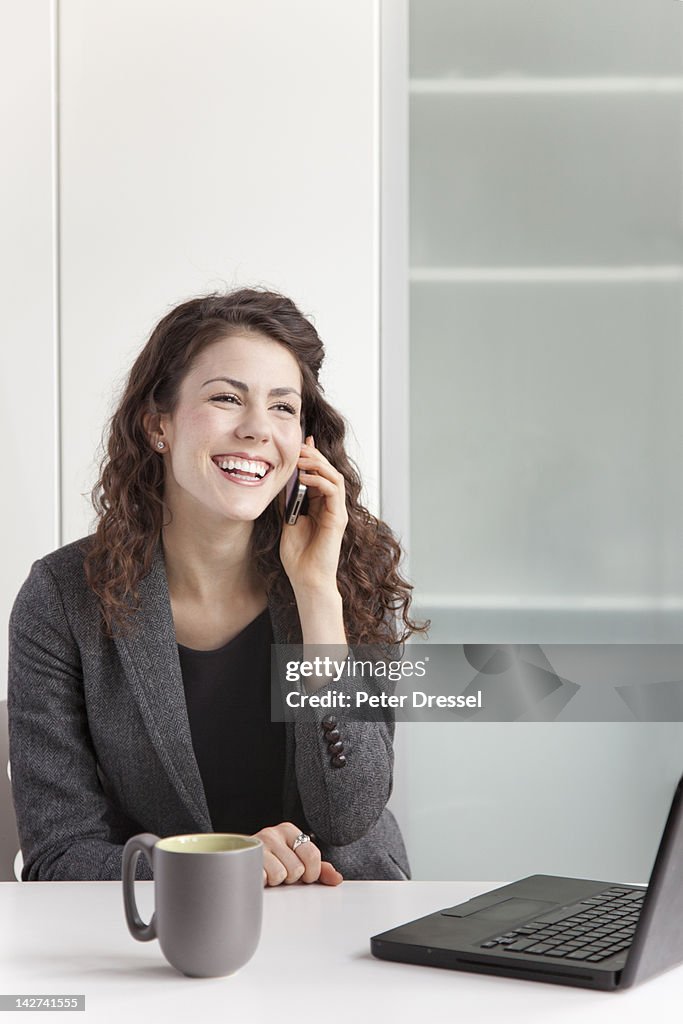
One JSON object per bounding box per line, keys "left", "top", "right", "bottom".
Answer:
{"left": 214, "top": 457, "right": 269, "bottom": 480}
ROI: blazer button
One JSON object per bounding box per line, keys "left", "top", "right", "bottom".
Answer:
{"left": 331, "top": 754, "right": 347, "bottom": 769}
{"left": 325, "top": 728, "right": 341, "bottom": 743}
{"left": 328, "top": 740, "right": 344, "bottom": 755}
{"left": 321, "top": 716, "right": 337, "bottom": 730}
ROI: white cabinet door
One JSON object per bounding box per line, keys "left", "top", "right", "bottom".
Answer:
{"left": 2, "top": 0, "right": 382, "bottom": 684}
{"left": 59, "top": 0, "right": 382, "bottom": 538}
{"left": 0, "top": 0, "right": 57, "bottom": 702}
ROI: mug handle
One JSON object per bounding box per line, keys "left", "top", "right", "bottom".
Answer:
{"left": 122, "top": 833, "right": 159, "bottom": 942}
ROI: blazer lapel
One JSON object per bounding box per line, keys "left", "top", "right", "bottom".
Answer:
{"left": 113, "top": 537, "right": 212, "bottom": 830}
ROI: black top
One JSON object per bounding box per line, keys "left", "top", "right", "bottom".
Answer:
{"left": 178, "top": 608, "right": 286, "bottom": 835}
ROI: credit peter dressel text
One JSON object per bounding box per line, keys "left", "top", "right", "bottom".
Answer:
{"left": 285, "top": 689, "right": 483, "bottom": 709}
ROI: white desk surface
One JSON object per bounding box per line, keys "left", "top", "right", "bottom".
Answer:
{"left": 0, "top": 879, "right": 679, "bottom": 1022}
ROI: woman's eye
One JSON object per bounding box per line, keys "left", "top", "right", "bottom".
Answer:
{"left": 211, "top": 394, "right": 240, "bottom": 405}
{"left": 211, "top": 395, "right": 297, "bottom": 415}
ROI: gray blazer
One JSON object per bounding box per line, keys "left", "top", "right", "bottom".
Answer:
{"left": 7, "top": 536, "right": 411, "bottom": 882}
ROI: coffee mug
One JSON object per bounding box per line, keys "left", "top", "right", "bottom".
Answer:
{"left": 122, "top": 832, "right": 263, "bottom": 978}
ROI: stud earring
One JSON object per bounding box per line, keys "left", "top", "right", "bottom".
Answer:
{"left": 157, "top": 441, "right": 164, "bottom": 449}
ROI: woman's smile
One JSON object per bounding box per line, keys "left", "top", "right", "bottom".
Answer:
{"left": 211, "top": 454, "right": 276, "bottom": 487}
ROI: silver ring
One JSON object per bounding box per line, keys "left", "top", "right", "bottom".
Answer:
{"left": 292, "top": 832, "right": 311, "bottom": 852}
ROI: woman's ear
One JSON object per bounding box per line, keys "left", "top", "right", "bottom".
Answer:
{"left": 142, "top": 410, "right": 164, "bottom": 449}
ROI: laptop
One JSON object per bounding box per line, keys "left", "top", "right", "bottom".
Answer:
{"left": 371, "top": 774, "right": 683, "bottom": 991}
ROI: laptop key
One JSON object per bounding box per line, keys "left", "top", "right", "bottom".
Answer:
{"left": 536, "top": 906, "right": 586, "bottom": 925}
{"left": 527, "top": 944, "right": 553, "bottom": 954}
{"left": 480, "top": 941, "right": 498, "bottom": 948}
{"left": 567, "top": 950, "right": 591, "bottom": 960}
{"left": 504, "top": 939, "right": 539, "bottom": 951}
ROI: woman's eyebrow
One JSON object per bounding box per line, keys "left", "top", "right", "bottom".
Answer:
{"left": 201, "top": 376, "right": 301, "bottom": 398}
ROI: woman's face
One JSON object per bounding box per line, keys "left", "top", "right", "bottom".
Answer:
{"left": 157, "top": 332, "right": 304, "bottom": 526}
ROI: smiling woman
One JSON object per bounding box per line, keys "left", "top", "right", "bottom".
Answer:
{"left": 7, "top": 288, "right": 428, "bottom": 886}
{"left": 146, "top": 331, "right": 306, "bottom": 542}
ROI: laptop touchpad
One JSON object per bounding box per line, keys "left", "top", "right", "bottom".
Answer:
{"left": 442, "top": 897, "right": 556, "bottom": 921}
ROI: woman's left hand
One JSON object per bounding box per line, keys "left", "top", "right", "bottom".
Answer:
{"left": 279, "top": 436, "right": 348, "bottom": 594}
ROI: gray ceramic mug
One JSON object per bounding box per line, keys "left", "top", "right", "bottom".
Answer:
{"left": 122, "top": 832, "right": 263, "bottom": 978}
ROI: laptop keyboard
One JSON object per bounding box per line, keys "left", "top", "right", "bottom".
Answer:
{"left": 479, "top": 886, "right": 645, "bottom": 963}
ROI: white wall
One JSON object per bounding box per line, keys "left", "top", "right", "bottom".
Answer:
{"left": 59, "top": 0, "right": 381, "bottom": 540}
{"left": 1, "top": 0, "right": 58, "bottom": 702}
{"left": 3, "top": 0, "right": 382, "bottom": 692}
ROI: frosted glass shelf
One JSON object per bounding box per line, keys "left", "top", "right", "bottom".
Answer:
{"left": 410, "top": 266, "right": 683, "bottom": 283}
{"left": 410, "top": 76, "right": 683, "bottom": 94}
{"left": 414, "top": 595, "right": 683, "bottom": 610}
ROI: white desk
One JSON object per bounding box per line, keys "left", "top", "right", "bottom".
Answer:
{"left": 0, "top": 880, "right": 679, "bottom": 1022}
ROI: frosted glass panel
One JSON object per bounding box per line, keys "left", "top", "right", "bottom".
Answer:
{"left": 400, "top": 0, "right": 683, "bottom": 880}
{"left": 411, "top": 94, "right": 683, "bottom": 267}
{"left": 410, "top": 283, "right": 683, "bottom": 605}
{"left": 408, "top": 0, "right": 683, "bottom": 639}
{"left": 410, "top": 0, "right": 683, "bottom": 77}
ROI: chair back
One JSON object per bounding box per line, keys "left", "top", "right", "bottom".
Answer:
{"left": 0, "top": 700, "right": 22, "bottom": 880}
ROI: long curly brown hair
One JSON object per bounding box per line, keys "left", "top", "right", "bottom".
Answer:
{"left": 83, "top": 288, "right": 429, "bottom": 647}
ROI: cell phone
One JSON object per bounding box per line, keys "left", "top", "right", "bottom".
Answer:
{"left": 284, "top": 470, "right": 308, "bottom": 525}
{"left": 284, "top": 427, "right": 309, "bottom": 525}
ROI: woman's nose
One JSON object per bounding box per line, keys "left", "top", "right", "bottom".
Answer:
{"left": 234, "top": 408, "right": 271, "bottom": 442}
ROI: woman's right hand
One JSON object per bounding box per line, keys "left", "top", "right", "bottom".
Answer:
{"left": 252, "top": 822, "right": 343, "bottom": 887}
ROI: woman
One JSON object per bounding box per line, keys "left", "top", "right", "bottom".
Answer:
{"left": 8, "top": 288, "right": 427, "bottom": 883}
